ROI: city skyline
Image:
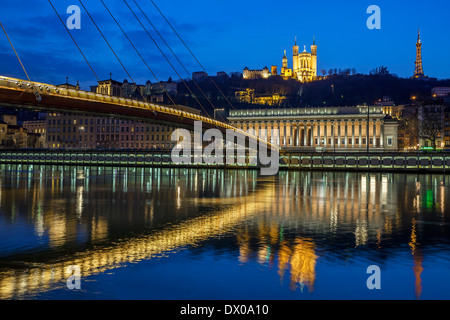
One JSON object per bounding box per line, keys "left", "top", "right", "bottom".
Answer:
{"left": 0, "top": 0, "right": 449, "bottom": 91}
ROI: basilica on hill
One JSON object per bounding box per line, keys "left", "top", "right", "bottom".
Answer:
{"left": 243, "top": 36, "right": 319, "bottom": 82}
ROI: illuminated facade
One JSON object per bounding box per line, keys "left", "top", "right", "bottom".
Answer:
{"left": 228, "top": 106, "right": 399, "bottom": 150}
{"left": 44, "top": 113, "right": 177, "bottom": 149}
{"left": 290, "top": 37, "right": 317, "bottom": 82}
{"left": 235, "top": 88, "right": 286, "bottom": 106}
{"left": 243, "top": 37, "right": 318, "bottom": 82}
{"left": 242, "top": 67, "right": 270, "bottom": 79}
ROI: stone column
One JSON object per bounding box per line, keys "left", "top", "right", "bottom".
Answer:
{"left": 303, "top": 122, "right": 308, "bottom": 146}
{"left": 344, "top": 120, "right": 348, "bottom": 148}
{"left": 373, "top": 121, "right": 376, "bottom": 147}
{"left": 359, "top": 121, "right": 362, "bottom": 148}
{"left": 352, "top": 121, "right": 355, "bottom": 148}
{"left": 317, "top": 121, "right": 321, "bottom": 146}
{"left": 337, "top": 121, "right": 341, "bottom": 148}
{"left": 380, "top": 120, "right": 384, "bottom": 149}
{"left": 331, "top": 121, "right": 335, "bottom": 149}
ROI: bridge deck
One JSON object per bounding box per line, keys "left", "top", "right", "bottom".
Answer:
{"left": 0, "top": 76, "right": 275, "bottom": 150}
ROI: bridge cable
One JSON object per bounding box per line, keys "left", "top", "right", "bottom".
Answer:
{"left": 78, "top": 0, "right": 155, "bottom": 112}
{"left": 99, "top": 0, "right": 179, "bottom": 111}
{"left": 123, "top": 0, "right": 211, "bottom": 118}
{"left": 132, "top": 0, "right": 226, "bottom": 122}
{"left": 148, "top": 0, "right": 236, "bottom": 111}
{"left": 0, "top": 21, "right": 41, "bottom": 101}
{"left": 47, "top": 0, "right": 100, "bottom": 83}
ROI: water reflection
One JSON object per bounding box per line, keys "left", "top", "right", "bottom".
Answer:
{"left": 0, "top": 165, "right": 449, "bottom": 299}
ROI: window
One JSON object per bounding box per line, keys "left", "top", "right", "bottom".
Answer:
{"left": 387, "top": 136, "right": 393, "bottom": 146}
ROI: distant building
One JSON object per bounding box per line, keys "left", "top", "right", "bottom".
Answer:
{"left": 243, "top": 36, "right": 319, "bottom": 82}
{"left": 22, "top": 120, "right": 46, "bottom": 148}
{"left": 270, "top": 66, "right": 278, "bottom": 76}
{"left": 56, "top": 79, "right": 80, "bottom": 90}
{"left": 242, "top": 67, "right": 270, "bottom": 79}
{"left": 234, "top": 88, "right": 286, "bottom": 106}
{"left": 0, "top": 114, "right": 40, "bottom": 148}
{"left": 216, "top": 71, "right": 228, "bottom": 78}
{"left": 145, "top": 80, "right": 177, "bottom": 95}
{"left": 0, "top": 113, "right": 17, "bottom": 126}
{"left": 444, "top": 106, "right": 450, "bottom": 148}
{"left": 376, "top": 97, "right": 404, "bottom": 119}
{"left": 432, "top": 87, "right": 450, "bottom": 98}
{"left": 192, "top": 71, "right": 208, "bottom": 82}
{"left": 94, "top": 79, "right": 123, "bottom": 96}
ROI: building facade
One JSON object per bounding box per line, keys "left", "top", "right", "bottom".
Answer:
{"left": 242, "top": 67, "right": 270, "bottom": 80}
{"left": 44, "top": 112, "right": 179, "bottom": 150}
{"left": 234, "top": 88, "right": 286, "bottom": 106}
{"left": 290, "top": 37, "right": 317, "bottom": 82}
{"left": 432, "top": 87, "right": 450, "bottom": 98}
{"left": 228, "top": 106, "right": 398, "bottom": 151}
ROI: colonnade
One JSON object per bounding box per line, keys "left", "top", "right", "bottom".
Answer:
{"left": 232, "top": 119, "right": 384, "bottom": 149}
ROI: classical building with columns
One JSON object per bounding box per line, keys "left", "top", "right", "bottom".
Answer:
{"left": 228, "top": 106, "right": 398, "bottom": 151}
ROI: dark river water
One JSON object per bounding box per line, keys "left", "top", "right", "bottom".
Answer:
{"left": 0, "top": 164, "right": 449, "bottom": 300}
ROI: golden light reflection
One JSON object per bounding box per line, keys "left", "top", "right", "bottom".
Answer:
{"left": 1, "top": 169, "right": 448, "bottom": 299}
{"left": 0, "top": 174, "right": 273, "bottom": 299}
{"left": 409, "top": 218, "right": 423, "bottom": 299}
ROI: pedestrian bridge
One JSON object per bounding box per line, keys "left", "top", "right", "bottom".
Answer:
{"left": 0, "top": 75, "right": 275, "bottom": 150}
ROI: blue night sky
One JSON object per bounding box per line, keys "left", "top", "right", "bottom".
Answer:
{"left": 0, "top": 0, "right": 449, "bottom": 90}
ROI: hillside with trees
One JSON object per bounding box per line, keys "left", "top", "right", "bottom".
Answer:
{"left": 174, "top": 69, "right": 450, "bottom": 117}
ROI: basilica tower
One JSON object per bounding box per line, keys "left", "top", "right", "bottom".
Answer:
{"left": 292, "top": 36, "right": 299, "bottom": 75}
{"left": 310, "top": 36, "right": 317, "bottom": 78}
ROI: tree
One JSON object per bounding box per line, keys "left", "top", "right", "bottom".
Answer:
{"left": 418, "top": 105, "right": 444, "bottom": 150}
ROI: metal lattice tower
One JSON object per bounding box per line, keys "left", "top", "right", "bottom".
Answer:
{"left": 413, "top": 29, "right": 425, "bottom": 78}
